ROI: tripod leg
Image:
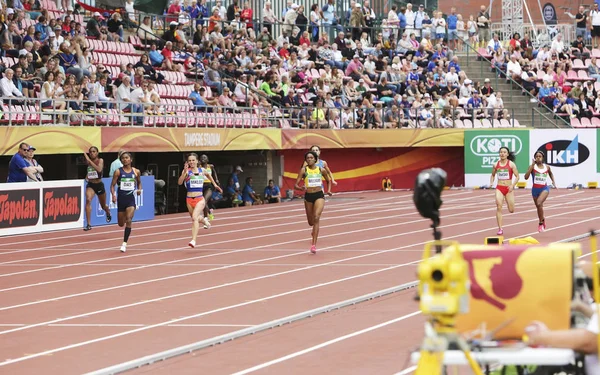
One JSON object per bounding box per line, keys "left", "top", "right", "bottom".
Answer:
{"left": 415, "top": 350, "right": 445, "bottom": 375}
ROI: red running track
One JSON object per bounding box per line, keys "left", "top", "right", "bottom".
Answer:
{"left": 0, "top": 189, "right": 598, "bottom": 375}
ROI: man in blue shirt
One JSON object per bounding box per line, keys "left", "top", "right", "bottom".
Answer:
{"left": 7, "top": 143, "right": 38, "bottom": 182}
{"left": 263, "top": 179, "right": 281, "bottom": 203}
{"left": 446, "top": 7, "right": 458, "bottom": 50}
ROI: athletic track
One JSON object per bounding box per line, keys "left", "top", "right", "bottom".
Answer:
{"left": 0, "top": 189, "right": 598, "bottom": 375}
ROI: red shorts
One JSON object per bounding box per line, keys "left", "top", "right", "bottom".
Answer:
{"left": 186, "top": 196, "right": 204, "bottom": 209}
{"left": 496, "top": 185, "right": 510, "bottom": 196}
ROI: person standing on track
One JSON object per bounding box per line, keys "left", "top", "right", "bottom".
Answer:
{"left": 294, "top": 151, "right": 333, "bottom": 254}
{"left": 199, "top": 154, "right": 220, "bottom": 227}
{"left": 524, "top": 150, "right": 557, "bottom": 233}
{"left": 489, "top": 146, "right": 520, "bottom": 236}
{"left": 179, "top": 153, "right": 222, "bottom": 248}
{"left": 110, "top": 152, "right": 142, "bottom": 253}
{"left": 302, "top": 145, "right": 337, "bottom": 187}
{"left": 83, "top": 146, "right": 112, "bottom": 231}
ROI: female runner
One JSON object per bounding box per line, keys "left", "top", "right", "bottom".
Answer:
{"left": 178, "top": 153, "right": 222, "bottom": 248}
{"left": 199, "top": 154, "right": 220, "bottom": 226}
{"left": 302, "top": 145, "right": 337, "bottom": 187}
{"left": 489, "top": 146, "right": 520, "bottom": 236}
{"left": 83, "top": 146, "right": 111, "bottom": 231}
{"left": 294, "top": 151, "right": 332, "bottom": 254}
{"left": 110, "top": 152, "right": 142, "bottom": 253}
{"left": 524, "top": 150, "right": 557, "bottom": 232}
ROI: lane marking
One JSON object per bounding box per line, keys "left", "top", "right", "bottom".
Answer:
{"left": 230, "top": 311, "right": 422, "bottom": 375}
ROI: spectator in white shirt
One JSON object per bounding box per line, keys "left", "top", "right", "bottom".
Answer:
{"left": 1, "top": 68, "right": 25, "bottom": 104}
{"left": 506, "top": 55, "right": 522, "bottom": 81}
{"left": 550, "top": 33, "right": 565, "bottom": 58}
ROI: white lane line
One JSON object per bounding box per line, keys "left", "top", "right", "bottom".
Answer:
{"left": 0, "top": 193, "right": 524, "bottom": 285}
{"left": 0, "top": 262, "right": 424, "bottom": 367}
{"left": 0, "top": 194, "right": 593, "bottom": 315}
{"left": 0, "top": 195, "right": 561, "bottom": 307}
{"left": 0, "top": 323, "right": 254, "bottom": 328}
{"left": 0, "top": 196, "right": 595, "bottom": 366}
{"left": 230, "top": 311, "right": 422, "bottom": 375}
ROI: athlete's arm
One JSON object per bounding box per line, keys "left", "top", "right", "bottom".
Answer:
{"left": 88, "top": 157, "right": 104, "bottom": 173}
{"left": 511, "top": 161, "right": 520, "bottom": 190}
{"left": 210, "top": 164, "right": 220, "bottom": 186}
{"left": 322, "top": 160, "right": 337, "bottom": 186}
{"left": 177, "top": 162, "right": 189, "bottom": 185}
{"left": 205, "top": 169, "right": 223, "bottom": 193}
{"left": 524, "top": 160, "right": 535, "bottom": 180}
{"left": 135, "top": 168, "right": 142, "bottom": 195}
{"left": 322, "top": 167, "right": 333, "bottom": 195}
{"left": 489, "top": 164, "right": 497, "bottom": 186}
{"left": 547, "top": 165, "right": 557, "bottom": 188}
{"left": 110, "top": 169, "right": 121, "bottom": 203}
{"left": 294, "top": 167, "right": 306, "bottom": 191}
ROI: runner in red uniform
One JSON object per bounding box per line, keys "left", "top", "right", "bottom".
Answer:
{"left": 489, "top": 146, "right": 520, "bottom": 235}
{"left": 524, "top": 150, "right": 557, "bottom": 232}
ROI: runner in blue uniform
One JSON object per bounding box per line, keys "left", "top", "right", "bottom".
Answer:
{"left": 110, "top": 152, "right": 142, "bottom": 253}
{"left": 178, "top": 153, "right": 222, "bottom": 248}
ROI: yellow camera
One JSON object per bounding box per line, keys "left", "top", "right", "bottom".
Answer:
{"left": 417, "top": 243, "right": 470, "bottom": 318}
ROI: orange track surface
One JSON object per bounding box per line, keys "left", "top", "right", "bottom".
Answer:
{"left": 0, "top": 189, "right": 598, "bottom": 375}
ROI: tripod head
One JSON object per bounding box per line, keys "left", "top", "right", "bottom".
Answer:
{"left": 413, "top": 168, "right": 447, "bottom": 252}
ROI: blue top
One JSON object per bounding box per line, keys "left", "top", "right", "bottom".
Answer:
{"left": 7, "top": 152, "right": 28, "bottom": 182}
{"left": 264, "top": 185, "right": 280, "bottom": 197}
{"left": 117, "top": 167, "right": 137, "bottom": 197}
{"left": 242, "top": 184, "right": 254, "bottom": 203}
{"left": 185, "top": 169, "right": 205, "bottom": 194}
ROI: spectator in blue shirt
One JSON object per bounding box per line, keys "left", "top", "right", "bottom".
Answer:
{"left": 446, "top": 8, "right": 458, "bottom": 50}
{"left": 263, "top": 179, "right": 281, "bottom": 203}
{"left": 7, "top": 143, "right": 38, "bottom": 182}
{"left": 242, "top": 177, "right": 262, "bottom": 205}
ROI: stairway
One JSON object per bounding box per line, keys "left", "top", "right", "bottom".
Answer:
{"left": 455, "top": 52, "right": 572, "bottom": 129}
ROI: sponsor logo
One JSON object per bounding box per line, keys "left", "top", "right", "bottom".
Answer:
{"left": 0, "top": 189, "right": 40, "bottom": 228}
{"left": 469, "top": 135, "right": 523, "bottom": 168}
{"left": 42, "top": 187, "right": 82, "bottom": 224}
{"left": 463, "top": 249, "right": 526, "bottom": 310}
{"left": 184, "top": 132, "right": 221, "bottom": 147}
{"left": 536, "top": 135, "right": 590, "bottom": 167}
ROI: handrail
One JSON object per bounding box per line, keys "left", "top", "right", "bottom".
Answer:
{"left": 531, "top": 106, "right": 567, "bottom": 129}
{"left": 456, "top": 33, "right": 572, "bottom": 129}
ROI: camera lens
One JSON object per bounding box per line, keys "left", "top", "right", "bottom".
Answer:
{"left": 432, "top": 270, "right": 443, "bottom": 282}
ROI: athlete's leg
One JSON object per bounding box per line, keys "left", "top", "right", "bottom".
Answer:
{"left": 84, "top": 187, "right": 95, "bottom": 230}
{"left": 505, "top": 190, "right": 515, "bottom": 213}
{"left": 536, "top": 189, "right": 550, "bottom": 225}
{"left": 190, "top": 199, "right": 206, "bottom": 246}
{"left": 305, "top": 200, "right": 315, "bottom": 226}
{"left": 311, "top": 198, "right": 326, "bottom": 248}
{"left": 495, "top": 189, "right": 504, "bottom": 230}
{"left": 97, "top": 190, "right": 111, "bottom": 222}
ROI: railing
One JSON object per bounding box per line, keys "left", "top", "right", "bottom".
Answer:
{"left": 491, "top": 22, "right": 576, "bottom": 48}
{"left": 0, "top": 96, "right": 535, "bottom": 129}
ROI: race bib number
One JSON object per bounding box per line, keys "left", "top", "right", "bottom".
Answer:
{"left": 189, "top": 176, "right": 204, "bottom": 188}
{"left": 534, "top": 173, "right": 547, "bottom": 185}
{"left": 307, "top": 177, "right": 322, "bottom": 187}
{"left": 120, "top": 178, "right": 135, "bottom": 191}
{"left": 87, "top": 167, "right": 98, "bottom": 179}
{"left": 497, "top": 170, "right": 509, "bottom": 180}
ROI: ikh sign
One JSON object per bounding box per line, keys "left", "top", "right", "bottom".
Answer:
{"left": 536, "top": 135, "right": 590, "bottom": 167}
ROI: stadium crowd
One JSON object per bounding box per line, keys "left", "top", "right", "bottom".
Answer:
{"left": 0, "top": 0, "right": 518, "bottom": 129}
{"left": 2, "top": 0, "right": 600, "bottom": 128}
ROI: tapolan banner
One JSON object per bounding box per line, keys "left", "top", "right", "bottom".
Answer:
{"left": 455, "top": 244, "right": 577, "bottom": 339}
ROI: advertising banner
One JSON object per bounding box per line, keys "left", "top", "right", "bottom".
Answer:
{"left": 84, "top": 176, "right": 156, "bottom": 227}
{"left": 101, "top": 128, "right": 282, "bottom": 152}
{"left": 464, "top": 130, "right": 530, "bottom": 187}
{"left": 456, "top": 244, "right": 574, "bottom": 339}
{"left": 529, "top": 129, "right": 597, "bottom": 188}
{"left": 281, "top": 129, "right": 464, "bottom": 149}
{"left": 0, "top": 127, "right": 101, "bottom": 155}
{"left": 0, "top": 180, "right": 84, "bottom": 237}
{"left": 281, "top": 147, "right": 464, "bottom": 192}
